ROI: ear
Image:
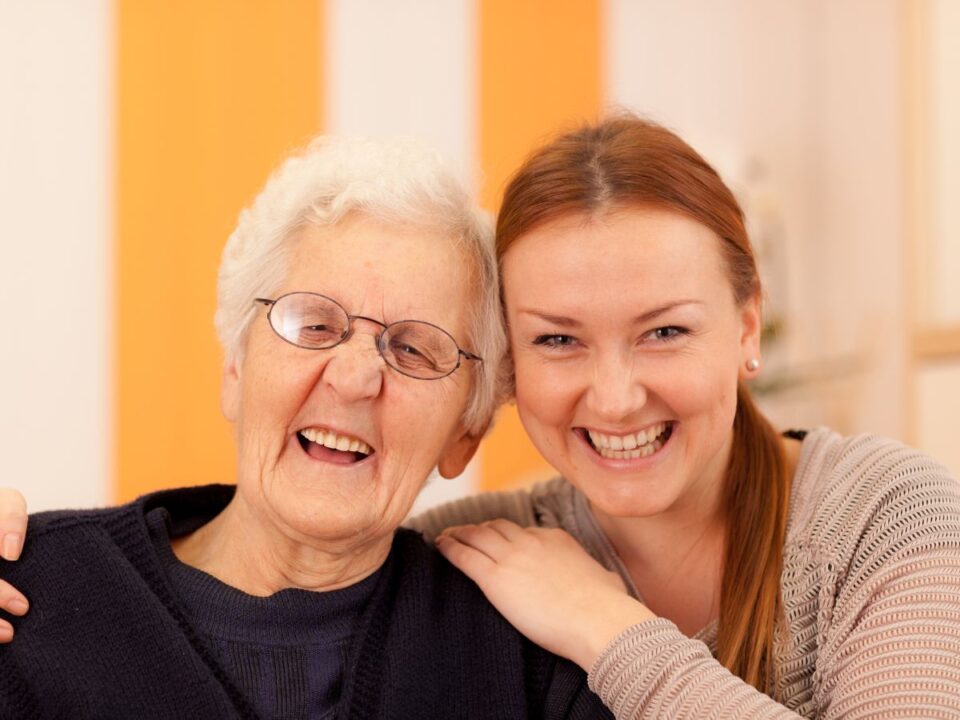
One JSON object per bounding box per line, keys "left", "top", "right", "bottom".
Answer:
{"left": 220, "top": 357, "right": 242, "bottom": 423}
{"left": 738, "top": 293, "right": 763, "bottom": 380}
{"left": 437, "top": 426, "right": 483, "bottom": 479}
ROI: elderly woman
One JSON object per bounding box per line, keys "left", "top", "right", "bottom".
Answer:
{"left": 0, "top": 137, "right": 608, "bottom": 719}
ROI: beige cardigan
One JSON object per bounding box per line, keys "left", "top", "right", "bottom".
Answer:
{"left": 409, "top": 428, "right": 960, "bottom": 718}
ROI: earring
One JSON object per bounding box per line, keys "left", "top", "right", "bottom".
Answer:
{"left": 746, "top": 358, "right": 760, "bottom": 372}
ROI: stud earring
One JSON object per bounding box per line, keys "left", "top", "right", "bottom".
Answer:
{"left": 746, "top": 358, "right": 760, "bottom": 372}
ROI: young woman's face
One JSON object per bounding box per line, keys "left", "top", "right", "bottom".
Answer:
{"left": 502, "top": 206, "right": 761, "bottom": 522}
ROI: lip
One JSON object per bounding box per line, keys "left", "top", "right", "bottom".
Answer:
{"left": 298, "top": 424, "right": 376, "bottom": 452}
{"left": 572, "top": 422, "right": 675, "bottom": 469}
{"left": 295, "top": 424, "right": 377, "bottom": 466}
{"left": 581, "top": 421, "right": 669, "bottom": 440}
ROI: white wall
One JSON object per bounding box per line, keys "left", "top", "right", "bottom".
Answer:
{"left": 931, "top": 0, "right": 960, "bottom": 323}
{"left": 0, "top": 1, "right": 113, "bottom": 511}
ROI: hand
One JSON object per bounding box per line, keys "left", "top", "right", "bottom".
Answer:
{"left": 0, "top": 488, "right": 30, "bottom": 643}
{"left": 436, "top": 520, "right": 655, "bottom": 671}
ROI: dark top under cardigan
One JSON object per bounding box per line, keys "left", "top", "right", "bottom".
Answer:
{"left": 0, "top": 485, "right": 611, "bottom": 720}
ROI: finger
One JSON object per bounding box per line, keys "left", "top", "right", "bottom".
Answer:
{"left": 435, "top": 534, "right": 497, "bottom": 580}
{"left": 439, "top": 524, "right": 512, "bottom": 561}
{"left": 480, "top": 518, "right": 528, "bottom": 542}
{"left": 0, "top": 490, "right": 27, "bottom": 562}
{"left": 0, "top": 619, "right": 13, "bottom": 643}
{"left": 0, "top": 579, "right": 28, "bottom": 617}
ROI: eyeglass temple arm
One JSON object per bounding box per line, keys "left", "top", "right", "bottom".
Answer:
{"left": 254, "top": 298, "right": 275, "bottom": 307}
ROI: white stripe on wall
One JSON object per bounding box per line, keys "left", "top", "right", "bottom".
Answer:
{"left": 324, "top": 0, "right": 478, "bottom": 513}
{"left": 0, "top": 0, "right": 113, "bottom": 511}
{"left": 325, "top": 0, "right": 476, "bottom": 184}
{"left": 931, "top": 0, "right": 960, "bottom": 323}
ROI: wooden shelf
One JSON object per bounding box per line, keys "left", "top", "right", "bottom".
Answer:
{"left": 914, "top": 325, "right": 960, "bottom": 361}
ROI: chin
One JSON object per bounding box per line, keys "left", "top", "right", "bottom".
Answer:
{"left": 580, "top": 477, "right": 681, "bottom": 520}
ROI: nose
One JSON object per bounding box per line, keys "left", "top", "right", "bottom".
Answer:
{"left": 319, "top": 328, "right": 385, "bottom": 401}
{"left": 584, "top": 350, "right": 647, "bottom": 423}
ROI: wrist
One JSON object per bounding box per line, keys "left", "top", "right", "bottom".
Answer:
{"left": 574, "top": 596, "right": 656, "bottom": 671}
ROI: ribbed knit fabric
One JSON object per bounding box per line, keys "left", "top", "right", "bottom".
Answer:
{"left": 410, "top": 428, "right": 960, "bottom": 718}
{"left": 0, "top": 485, "right": 612, "bottom": 719}
{"left": 148, "top": 507, "right": 375, "bottom": 719}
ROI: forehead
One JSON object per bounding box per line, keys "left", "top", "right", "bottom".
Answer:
{"left": 503, "top": 207, "right": 734, "bottom": 312}
{"left": 281, "top": 214, "right": 474, "bottom": 328}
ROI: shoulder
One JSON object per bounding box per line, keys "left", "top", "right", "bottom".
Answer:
{"left": 14, "top": 484, "right": 234, "bottom": 580}
{"left": 20, "top": 505, "right": 127, "bottom": 554}
{"left": 406, "top": 477, "right": 574, "bottom": 540}
{"left": 786, "top": 428, "right": 960, "bottom": 569}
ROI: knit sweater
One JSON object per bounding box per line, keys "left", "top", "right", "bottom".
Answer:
{"left": 148, "top": 505, "right": 376, "bottom": 719}
{"left": 0, "top": 485, "right": 612, "bottom": 720}
{"left": 410, "top": 428, "right": 960, "bottom": 718}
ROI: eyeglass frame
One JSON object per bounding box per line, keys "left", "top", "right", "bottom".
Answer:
{"left": 253, "top": 292, "right": 483, "bottom": 380}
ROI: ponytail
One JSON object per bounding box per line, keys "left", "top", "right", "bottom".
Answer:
{"left": 717, "top": 383, "right": 789, "bottom": 690}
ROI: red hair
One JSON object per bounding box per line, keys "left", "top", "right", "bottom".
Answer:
{"left": 496, "top": 115, "right": 788, "bottom": 691}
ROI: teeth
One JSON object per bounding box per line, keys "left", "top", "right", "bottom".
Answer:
{"left": 595, "top": 437, "right": 665, "bottom": 460}
{"left": 300, "top": 428, "right": 372, "bottom": 456}
{"left": 587, "top": 423, "right": 668, "bottom": 459}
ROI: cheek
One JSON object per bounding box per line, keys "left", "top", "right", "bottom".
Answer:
{"left": 669, "top": 358, "right": 739, "bottom": 428}
{"left": 513, "top": 355, "right": 574, "bottom": 430}
{"left": 240, "top": 356, "right": 320, "bottom": 434}
{"left": 383, "top": 381, "right": 468, "bottom": 452}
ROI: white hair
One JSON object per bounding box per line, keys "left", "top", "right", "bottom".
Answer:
{"left": 215, "top": 135, "right": 507, "bottom": 436}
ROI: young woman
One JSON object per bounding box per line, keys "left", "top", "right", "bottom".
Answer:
{"left": 3, "top": 116, "right": 960, "bottom": 718}
{"left": 424, "top": 116, "right": 960, "bottom": 717}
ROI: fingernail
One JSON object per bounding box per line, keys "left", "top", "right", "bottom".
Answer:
{"left": 2, "top": 533, "right": 21, "bottom": 561}
{"left": 0, "top": 624, "right": 12, "bottom": 642}
{"left": 8, "top": 599, "right": 28, "bottom": 615}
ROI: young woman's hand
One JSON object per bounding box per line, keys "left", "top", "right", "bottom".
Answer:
{"left": 0, "top": 488, "right": 29, "bottom": 643}
{"left": 436, "top": 520, "right": 655, "bottom": 671}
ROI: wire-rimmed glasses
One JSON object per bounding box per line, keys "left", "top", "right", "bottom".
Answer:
{"left": 254, "top": 292, "right": 482, "bottom": 380}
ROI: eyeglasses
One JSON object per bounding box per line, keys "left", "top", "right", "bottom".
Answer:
{"left": 254, "top": 292, "right": 482, "bottom": 380}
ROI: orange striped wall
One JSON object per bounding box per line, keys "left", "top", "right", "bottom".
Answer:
{"left": 115, "top": 1, "right": 323, "bottom": 501}
{"left": 476, "top": 0, "right": 602, "bottom": 490}
{"left": 112, "top": 1, "right": 601, "bottom": 500}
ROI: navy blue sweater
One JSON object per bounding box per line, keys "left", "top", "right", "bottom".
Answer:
{"left": 0, "top": 485, "right": 611, "bottom": 719}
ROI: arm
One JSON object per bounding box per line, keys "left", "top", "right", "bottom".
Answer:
{"left": 438, "top": 502, "right": 960, "bottom": 719}
{"left": 0, "top": 488, "right": 29, "bottom": 642}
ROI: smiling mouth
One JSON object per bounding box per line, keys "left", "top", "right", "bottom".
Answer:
{"left": 297, "top": 427, "right": 374, "bottom": 465}
{"left": 579, "top": 422, "right": 674, "bottom": 460}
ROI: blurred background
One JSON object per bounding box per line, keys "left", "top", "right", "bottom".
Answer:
{"left": 1, "top": 0, "right": 958, "bottom": 513}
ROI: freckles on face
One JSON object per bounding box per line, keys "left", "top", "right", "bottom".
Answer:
{"left": 502, "top": 207, "right": 753, "bottom": 519}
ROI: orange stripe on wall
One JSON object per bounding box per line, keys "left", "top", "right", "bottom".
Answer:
{"left": 115, "top": 1, "right": 323, "bottom": 502}
{"left": 477, "top": 0, "right": 602, "bottom": 490}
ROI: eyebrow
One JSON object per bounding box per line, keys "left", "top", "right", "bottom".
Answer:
{"left": 518, "top": 300, "right": 705, "bottom": 327}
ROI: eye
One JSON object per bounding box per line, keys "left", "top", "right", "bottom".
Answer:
{"left": 645, "top": 326, "right": 688, "bottom": 342}
{"left": 396, "top": 343, "right": 423, "bottom": 357}
{"left": 533, "top": 334, "right": 578, "bottom": 349}
{"left": 386, "top": 335, "right": 442, "bottom": 371}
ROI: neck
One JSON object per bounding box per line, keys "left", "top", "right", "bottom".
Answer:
{"left": 594, "top": 497, "right": 726, "bottom": 635}
{"left": 595, "top": 493, "right": 726, "bottom": 581}
{"left": 170, "top": 494, "right": 392, "bottom": 596}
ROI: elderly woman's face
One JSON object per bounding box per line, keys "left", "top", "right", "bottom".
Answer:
{"left": 221, "top": 214, "right": 479, "bottom": 545}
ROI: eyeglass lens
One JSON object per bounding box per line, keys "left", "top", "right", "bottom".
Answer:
{"left": 268, "top": 293, "right": 462, "bottom": 379}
